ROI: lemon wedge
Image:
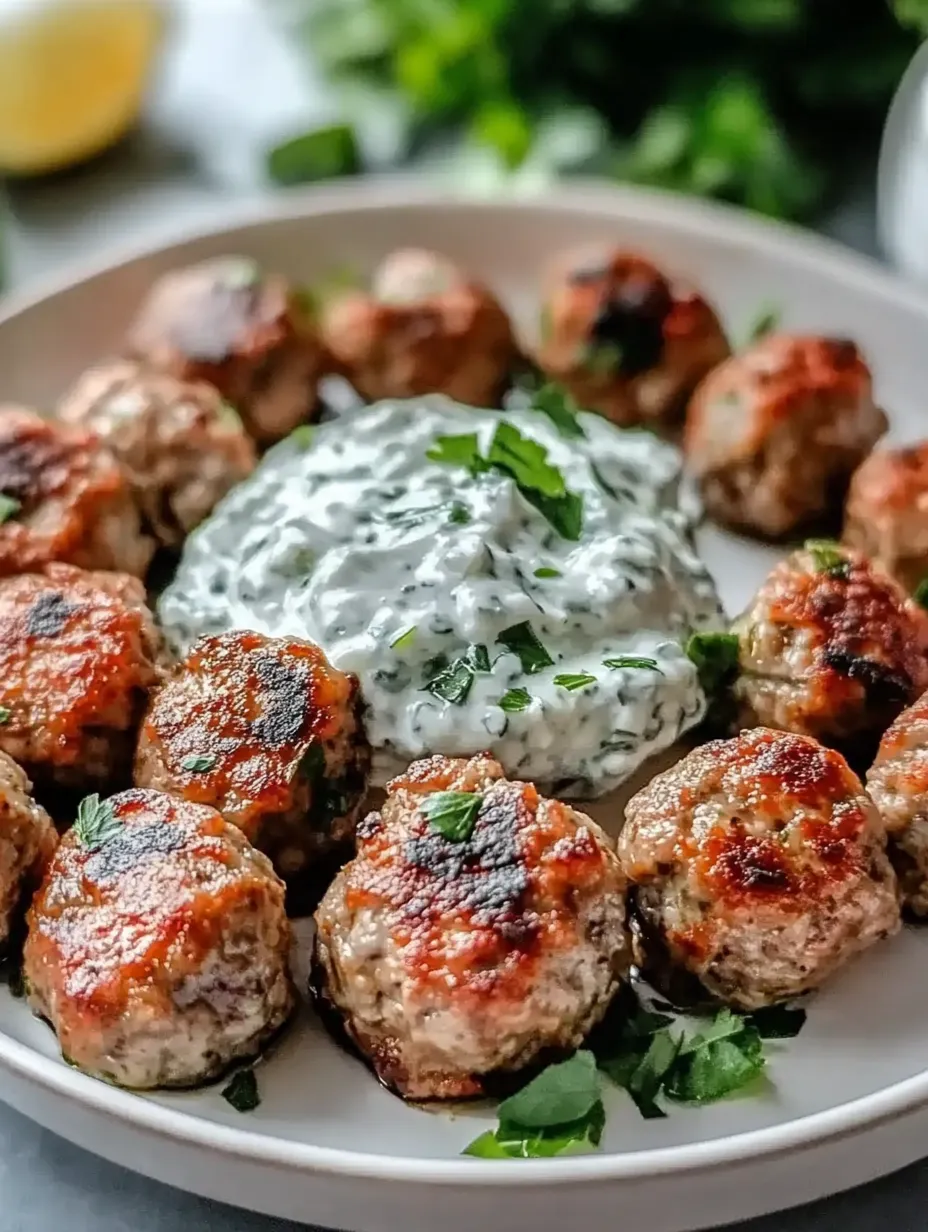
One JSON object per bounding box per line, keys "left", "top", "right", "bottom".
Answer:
{"left": 0, "top": 0, "right": 166, "bottom": 176}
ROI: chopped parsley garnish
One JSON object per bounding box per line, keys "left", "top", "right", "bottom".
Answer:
{"left": 529, "top": 383, "right": 585, "bottom": 439}
{"left": 426, "top": 433, "right": 486, "bottom": 475}
{"left": 805, "top": 538, "right": 850, "bottom": 578}
{"left": 448, "top": 501, "right": 471, "bottom": 525}
{"left": 265, "top": 123, "right": 360, "bottom": 186}
{"left": 72, "top": 794, "right": 121, "bottom": 851}
{"left": 289, "top": 425, "right": 315, "bottom": 450}
{"left": 533, "top": 566, "right": 561, "bottom": 578}
{"left": 390, "top": 627, "right": 416, "bottom": 650}
{"left": 0, "top": 494, "right": 21, "bottom": 524}
{"left": 685, "top": 631, "right": 740, "bottom": 695}
{"left": 496, "top": 622, "right": 554, "bottom": 674}
{"left": 0, "top": 707, "right": 10, "bottom": 724}
{"left": 487, "top": 421, "right": 565, "bottom": 496}
{"left": 498, "top": 687, "right": 533, "bottom": 712}
{"left": 603, "top": 656, "right": 661, "bottom": 672}
{"left": 554, "top": 672, "right": 597, "bottom": 691}
{"left": 467, "top": 643, "right": 491, "bottom": 672}
{"left": 745, "top": 303, "right": 781, "bottom": 345}
{"left": 420, "top": 791, "right": 482, "bottom": 842}
{"left": 182, "top": 754, "right": 217, "bottom": 773}
{"left": 424, "top": 643, "right": 491, "bottom": 705}
{"left": 663, "top": 1010, "right": 765, "bottom": 1105}
{"left": 464, "top": 1051, "right": 604, "bottom": 1159}
{"left": 222, "top": 1068, "right": 261, "bottom": 1113}
{"left": 915, "top": 577, "right": 928, "bottom": 610}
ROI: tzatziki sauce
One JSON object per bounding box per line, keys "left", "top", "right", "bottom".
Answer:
{"left": 159, "top": 397, "right": 723, "bottom": 795}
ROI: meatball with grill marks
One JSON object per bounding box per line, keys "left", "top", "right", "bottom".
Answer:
{"left": 313, "top": 752, "right": 631, "bottom": 1100}
{"left": 0, "top": 752, "right": 56, "bottom": 955}
{"left": 0, "top": 565, "right": 167, "bottom": 792}
{"left": 0, "top": 406, "right": 153, "bottom": 577}
{"left": 134, "top": 631, "right": 370, "bottom": 883}
{"left": 620, "top": 728, "right": 900, "bottom": 1010}
{"left": 58, "top": 360, "right": 256, "bottom": 548}
{"left": 535, "top": 249, "right": 729, "bottom": 430}
{"left": 320, "top": 248, "right": 518, "bottom": 408}
{"left": 731, "top": 543, "right": 928, "bottom": 758}
{"left": 844, "top": 443, "right": 928, "bottom": 592}
{"left": 685, "top": 334, "right": 886, "bottom": 539}
{"left": 24, "top": 788, "right": 294, "bottom": 1088}
{"left": 867, "top": 691, "right": 928, "bottom": 916}
{"left": 126, "top": 256, "right": 327, "bottom": 446}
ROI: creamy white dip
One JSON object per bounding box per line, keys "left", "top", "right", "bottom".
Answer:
{"left": 159, "top": 397, "right": 723, "bottom": 795}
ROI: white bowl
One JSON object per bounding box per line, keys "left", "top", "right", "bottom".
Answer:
{"left": 3, "top": 180, "right": 928, "bottom": 1232}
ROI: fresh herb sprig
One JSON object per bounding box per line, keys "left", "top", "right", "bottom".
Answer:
{"left": 421, "top": 791, "right": 483, "bottom": 841}
{"left": 0, "top": 494, "right": 21, "bottom": 524}
{"left": 496, "top": 621, "right": 554, "bottom": 674}
{"left": 686, "top": 631, "right": 740, "bottom": 696}
{"left": 72, "top": 794, "right": 121, "bottom": 851}
{"left": 805, "top": 539, "right": 850, "bottom": 579}
{"left": 425, "top": 643, "right": 492, "bottom": 704}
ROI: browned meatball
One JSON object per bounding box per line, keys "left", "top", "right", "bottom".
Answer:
{"left": 867, "top": 690, "right": 928, "bottom": 916}
{"left": 731, "top": 543, "right": 928, "bottom": 757}
{"left": 685, "top": 334, "right": 887, "bottom": 539}
{"left": 0, "top": 564, "right": 167, "bottom": 792}
{"left": 313, "top": 752, "right": 631, "bottom": 1100}
{"left": 0, "top": 406, "right": 153, "bottom": 578}
{"left": 535, "top": 248, "right": 729, "bottom": 430}
{"left": 57, "top": 360, "right": 256, "bottom": 549}
{"left": 620, "top": 728, "right": 900, "bottom": 1010}
{"left": 134, "top": 630, "right": 369, "bottom": 883}
{"left": 320, "top": 248, "right": 518, "bottom": 407}
{"left": 125, "top": 256, "right": 327, "bottom": 446}
{"left": 844, "top": 443, "right": 928, "bottom": 592}
{"left": 24, "top": 788, "right": 294, "bottom": 1088}
{"left": 0, "top": 752, "right": 56, "bottom": 955}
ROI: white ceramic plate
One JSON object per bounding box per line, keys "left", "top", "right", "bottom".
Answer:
{"left": 2, "top": 181, "right": 928, "bottom": 1232}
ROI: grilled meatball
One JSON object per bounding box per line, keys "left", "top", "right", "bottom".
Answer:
{"left": 57, "top": 360, "right": 256, "bottom": 548}
{"left": 620, "top": 728, "right": 900, "bottom": 1010}
{"left": 685, "top": 334, "right": 886, "bottom": 538}
{"left": 535, "top": 248, "right": 729, "bottom": 430}
{"left": 125, "top": 256, "right": 326, "bottom": 446}
{"left": 0, "top": 752, "right": 56, "bottom": 955}
{"left": 731, "top": 543, "right": 928, "bottom": 758}
{"left": 844, "top": 443, "right": 928, "bottom": 592}
{"left": 0, "top": 406, "right": 153, "bottom": 578}
{"left": 313, "top": 752, "right": 631, "bottom": 1100}
{"left": 0, "top": 564, "right": 166, "bottom": 792}
{"left": 134, "top": 630, "right": 369, "bottom": 883}
{"left": 24, "top": 788, "right": 294, "bottom": 1088}
{"left": 320, "top": 248, "right": 518, "bottom": 407}
{"left": 867, "top": 690, "right": 928, "bottom": 916}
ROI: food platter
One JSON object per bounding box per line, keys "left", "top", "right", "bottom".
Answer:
{"left": 3, "top": 180, "right": 928, "bottom": 1231}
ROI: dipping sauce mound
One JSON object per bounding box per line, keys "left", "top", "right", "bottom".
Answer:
{"left": 159, "top": 397, "right": 723, "bottom": 796}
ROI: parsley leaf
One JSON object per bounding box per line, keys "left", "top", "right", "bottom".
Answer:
{"left": 448, "top": 501, "right": 471, "bottom": 525}
{"left": 465, "top": 1101, "right": 604, "bottom": 1159}
{"left": 426, "top": 433, "right": 487, "bottom": 476}
{"left": 914, "top": 578, "right": 928, "bottom": 610}
{"left": 182, "top": 754, "right": 217, "bottom": 773}
{"left": 424, "top": 643, "right": 491, "bottom": 704}
{"left": 685, "top": 631, "right": 740, "bottom": 695}
{"left": 553, "top": 672, "right": 596, "bottom": 691}
{"left": 522, "top": 487, "right": 584, "bottom": 541}
{"left": 529, "top": 383, "right": 585, "bottom": 439}
{"left": 804, "top": 538, "right": 850, "bottom": 579}
{"left": 420, "top": 791, "right": 482, "bottom": 841}
{"left": 0, "top": 494, "right": 21, "bottom": 524}
{"left": 745, "top": 303, "right": 781, "bottom": 345}
{"left": 496, "top": 621, "right": 554, "bottom": 674}
{"left": 289, "top": 425, "right": 315, "bottom": 450}
{"left": 390, "top": 627, "right": 416, "bottom": 650}
{"left": 745, "top": 1004, "right": 807, "bottom": 1039}
{"left": 72, "top": 794, "right": 121, "bottom": 851}
{"left": 0, "top": 707, "right": 10, "bottom": 724}
{"left": 222, "top": 1068, "right": 261, "bottom": 1112}
{"left": 603, "top": 656, "right": 661, "bottom": 672}
{"left": 498, "top": 687, "right": 534, "bottom": 712}
{"left": 499, "top": 1050, "right": 601, "bottom": 1128}
{"left": 533, "top": 566, "right": 561, "bottom": 578}
{"left": 487, "top": 421, "right": 565, "bottom": 496}
{"left": 266, "top": 123, "right": 360, "bottom": 186}
{"left": 664, "top": 1013, "right": 765, "bottom": 1104}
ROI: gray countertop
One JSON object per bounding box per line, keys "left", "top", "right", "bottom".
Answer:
{"left": 0, "top": 3, "right": 915, "bottom": 1229}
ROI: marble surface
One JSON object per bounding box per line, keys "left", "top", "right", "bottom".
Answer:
{"left": 0, "top": 2, "right": 916, "bottom": 1229}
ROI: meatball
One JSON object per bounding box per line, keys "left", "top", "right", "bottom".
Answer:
{"left": 24, "top": 788, "right": 294, "bottom": 1088}
{"left": 125, "top": 256, "right": 327, "bottom": 446}
{"left": 57, "top": 360, "right": 256, "bottom": 548}
{"left": 867, "top": 690, "right": 928, "bottom": 916}
{"left": 535, "top": 248, "right": 729, "bottom": 430}
{"left": 0, "top": 406, "right": 153, "bottom": 578}
{"left": 313, "top": 752, "right": 631, "bottom": 1100}
{"left": 0, "top": 564, "right": 166, "bottom": 792}
{"left": 0, "top": 752, "right": 56, "bottom": 955}
{"left": 685, "top": 334, "right": 887, "bottom": 538}
{"left": 844, "top": 443, "right": 928, "bottom": 592}
{"left": 134, "top": 630, "right": 369, "bottom": 883}
{"left": 731, "top": 543, "right": 928, "bottom": 757}
{"left": 620, "top": 728, "right": 900, "bottom": 1010}
{"left": 320, "top": 248, "right": 518, "bottom": 407}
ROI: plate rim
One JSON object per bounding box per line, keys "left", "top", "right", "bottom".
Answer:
{"left": 2, "top": 177, "right": 928, "bottom": 1187}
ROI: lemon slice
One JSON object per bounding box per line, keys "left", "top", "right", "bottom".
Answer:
{"left": 0, "top": 0, "right": 166, "bottom": 176}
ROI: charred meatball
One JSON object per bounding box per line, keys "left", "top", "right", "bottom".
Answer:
{"left": 0, "top": 752, "right": 56, "bottom": 955}
{"left": 320, "top": 248, "right": 518, "bottom": 407}
{"left": 0, "top": 406, "right": 153, "bottom": 577}
{"left": 24, "top": 788, "right": 294, "bottom": 1088}
{"left": 134, "top": 630, "right": 369, "bottom": 883}
{"left": 731, "top": 543, "right": 928, "bottom": 757}
{"left": 867, "top": 690, "right": 928, "bottom": 916}
{"left": 0, "top": 564, "right": 166, "bottom": 792}
{"left": 125, "top": 256, "right": 327, "bottom": 446}
{"left": 313, "top": 752, "right": 631, "bottom": 1100}
{"left": 685, "top": 334, "right": 886, "bottom": 538}
{"left": 620, "top": 728, "right": 900, "bottom": 1010}
{"left": 844, "top": 443, "right": 928, "bottom": 592}
{"left": 535, "top": 248, "right": 729, "bottom": 430}
{"left": 57, "top": 360, "right": 256, "bottom": 548}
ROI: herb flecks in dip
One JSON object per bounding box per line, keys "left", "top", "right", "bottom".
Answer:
{"left": 159, "top": 398, "right": 722, "bottom": 794}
